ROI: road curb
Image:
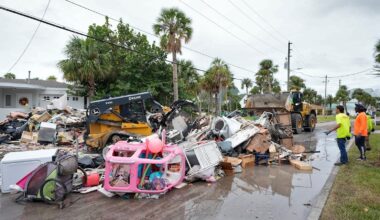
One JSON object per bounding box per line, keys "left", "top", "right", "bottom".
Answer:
{"left": 307, "top": 138, "right": 355, "bottom": 220}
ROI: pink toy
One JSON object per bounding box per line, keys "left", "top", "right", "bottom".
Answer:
{"left": 146, "top": 136, "right": 163, "bottom": 153}
{"left": 103, "top": 133, "right": 185, "bottom": 194}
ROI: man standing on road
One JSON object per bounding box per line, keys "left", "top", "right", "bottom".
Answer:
{"left": 354, "top": 104, "right": 368, "bottom": 160}
{"left": 324, "top": 105, "right": 350, "bottom": 165}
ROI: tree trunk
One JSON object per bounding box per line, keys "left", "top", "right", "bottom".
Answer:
{"left": 172, "top": 52, "right": 179, "bottom": 101}
{"left": 208, "top": 92, "right": 212, "bottom": 113}
{"left": 217, "top": 82, "right": 223, "bottom": 116}
{"left": 343, "top": 101, "right": 347, "bottom": 114}
{"left": 215, "top": 93, "right": 219, "bottom": 116}
{"left": 268, "top": 75, "right": 272, "bottom": 93}
{"left": 88, "top": 74, "right": 95, "bottom": 103}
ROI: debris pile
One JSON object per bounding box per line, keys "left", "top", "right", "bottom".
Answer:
{"left": 0, "top": 106, "right": 86, "bottom": 158}
{"left": 0, "top": 98, "right": 315, "bottom": 205}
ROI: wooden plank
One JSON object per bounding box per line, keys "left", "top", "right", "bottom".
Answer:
{"left": 290, "top": 160, "right": 312, "bottom": 171}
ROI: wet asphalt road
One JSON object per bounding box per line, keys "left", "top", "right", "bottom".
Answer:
{"left": 0, "top": 122, "right": 341, "bottom": 220}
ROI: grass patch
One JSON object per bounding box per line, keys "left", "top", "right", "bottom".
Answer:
{"left": 375, "top": 124, "right": 380, "bottom": 131}
{"left": 317, "top": 115, "right": 336, "bottom": 123}
{"left": 321, "top": 134, "right": 380, "bottom": 220}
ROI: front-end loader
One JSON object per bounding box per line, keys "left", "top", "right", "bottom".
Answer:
{"left": 85, "top": 92, "right": 166, "bottom": 150}
{"left": 245, "top": 91, "right": 317, "bottom": 134}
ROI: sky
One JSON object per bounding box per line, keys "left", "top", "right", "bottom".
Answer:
{"left": 1, "top": 0, "right": 380, "bottom": 97}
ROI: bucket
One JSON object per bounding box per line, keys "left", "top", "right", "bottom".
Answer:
{"left": 84, "top": 172, "right": 100, "bottom": 187}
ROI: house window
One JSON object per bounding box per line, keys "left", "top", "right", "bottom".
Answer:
{"left": 43, "top": 96, "right": 50, "bottom": 101}
{"left": 5, "top": 94, "right": 12, "bottom": 107}
{"left": 72, "top": 97, "right": 79, "bottom": 101}
{"left": 67, "top": 96, "right": 70, "bottom": 101}
{"left": 53, "top": 96, "right": 60, "bottom": 99}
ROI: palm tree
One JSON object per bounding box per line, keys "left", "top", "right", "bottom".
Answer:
{"left": 255, "top": 59, "right": 279, "bottom": 93}
{"left": 289, "top": 75, "right": 306, "bottom": 91}
{"left": 58, "top": 37, "right": 111, "bottom": 102}
{"left": 352, "top": 88, "right": 375, "bottom": 108}
{"left": 153, "top": 8, "right": 193, "bottom": 101}
{"left": 303, "top": 87, "right": 318, "bottom": 104}
{"left": 203, "top": 58, "right": 232, "bottom": 115}
{"left": 250, "top": 86, "right": 261, "bottom": 95}
{"left": 326, "top": 95, "right": 334, "bottom": 110}
{"left": 178, "top": 60, "right": 200, "bottom": 99}
{"left": 241, "top": 78, "right": 253, "bottom": 97}
{"left": 3, "top": 72, "right": 16, "bottom": 79}
{"left": 373, "top": 40, "right": 380, "bottom": 76}
{"left": 335, "top": 85, "right": 350, "bottom": 113}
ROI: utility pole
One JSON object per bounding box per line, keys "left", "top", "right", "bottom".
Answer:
{"left": 287, "top": 41, "right": 292, "bottom": 91}
{"left": 323, "top": 75, "right": 328, "bottom": 115}
{"left": 339, "top": 79, "right": 341, "bottom": 88}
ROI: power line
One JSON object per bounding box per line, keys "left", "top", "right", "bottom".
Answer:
{"left": 6, "top": 0, "right": 51, "bottom": 73}
{"left": 179, "top": 0, "right": 266, "bottom": 55}
{"left": 63, "top": 0, "right": 259, "bottom": 76}
{"left": 198, "top": 0, "right": 285, "bottom": 54}
{"left": 0, "top": 4, "right": 208, "bottom": 73}
{"left": 293, "top": 68, "right": 373, "bottom": 79}
{"left": 1, "top": 3, "right": 260, "bottom": 84}
{"left": 240, "top": 0, "right": 288, "bottom": 42}
{"left": 327, "top": 68, "right": 372, "bottom": 78}
{"left": 227, "top": 0, "right": 285, "bottom": 45}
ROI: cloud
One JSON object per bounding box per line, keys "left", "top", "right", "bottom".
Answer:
{"left": 0, "top": 0, "right": 379, "bottom": 97}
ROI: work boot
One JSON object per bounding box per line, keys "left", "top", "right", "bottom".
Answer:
{"left": 334, "top": 162, "right": 344, "bottom": 166}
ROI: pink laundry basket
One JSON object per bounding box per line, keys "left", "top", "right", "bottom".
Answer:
{"left": 103, "top": 138, "right": 186, "bottom": 194}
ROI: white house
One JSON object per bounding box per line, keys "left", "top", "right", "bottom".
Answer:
{"left": 0, "top": 78, "right": 87, "bottom": 118}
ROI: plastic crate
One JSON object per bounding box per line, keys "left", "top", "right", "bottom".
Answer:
{"left": 103, "top": 140, "right": 185, "bottom": 194}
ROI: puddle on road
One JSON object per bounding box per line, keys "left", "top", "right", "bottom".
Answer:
{"left": 181, "top": 127, "right": 341, "bottom": 220}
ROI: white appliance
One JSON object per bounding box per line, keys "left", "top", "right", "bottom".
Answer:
{"left": 0, "top": 149, "right": 58, "bottom": 193}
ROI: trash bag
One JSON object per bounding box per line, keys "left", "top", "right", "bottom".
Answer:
{"left": 217, "top": 141, "right": 233, "bottom": 156}
{"left": 92, "top": 155, "right": 105, "bottom": 167}
{"left": 78, "top": 156, "right": 95, "bottom": 169}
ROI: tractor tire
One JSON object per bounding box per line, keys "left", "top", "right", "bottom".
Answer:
{"left": 291, "top": 113, "right": 303, "bottom": 134}
{"left": 304, "top": 114, "right": 317, "bottom": 132}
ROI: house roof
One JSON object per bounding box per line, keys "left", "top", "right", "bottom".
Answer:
{"left": 0, "top": 78, "right": 67, "bottom": 88}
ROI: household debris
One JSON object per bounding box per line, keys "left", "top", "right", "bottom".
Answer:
{"left": 0, "top": 96, "right": 317, "bottom": 202}
{"left": 0, "top": 105, "right": 86, "bottom": 152}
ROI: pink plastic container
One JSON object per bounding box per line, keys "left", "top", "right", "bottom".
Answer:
{"left": 103, "top": 139, "right": 185, "bottom": 194}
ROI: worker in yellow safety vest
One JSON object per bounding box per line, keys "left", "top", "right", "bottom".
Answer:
{"left": 324, "top": 105, "right": 351, "bottom": 165}
{"left": 365, "top": 109, "right": 375, "bottom": 151}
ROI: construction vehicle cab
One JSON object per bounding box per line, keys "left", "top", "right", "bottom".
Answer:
{"left": 85, "top": 92, "right": 166, "bottom": 150}
{"left": 288, "top": 90, "right": 317, "bottom": 133}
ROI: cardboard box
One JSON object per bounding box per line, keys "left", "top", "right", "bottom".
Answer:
{"left": 32, "top": 111, "right": 52, "bottom": 123}
{"left": 223, "top": 156, "right": 242, "bottom": 166}
{"left": 20, "top": 131, "right": 38, "bottom": 143}
{"left": 238, "top": 154, "right": 255, "bottom": 168}
{"left": 280, "top": 137, "right": 293, "bottom": 149}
